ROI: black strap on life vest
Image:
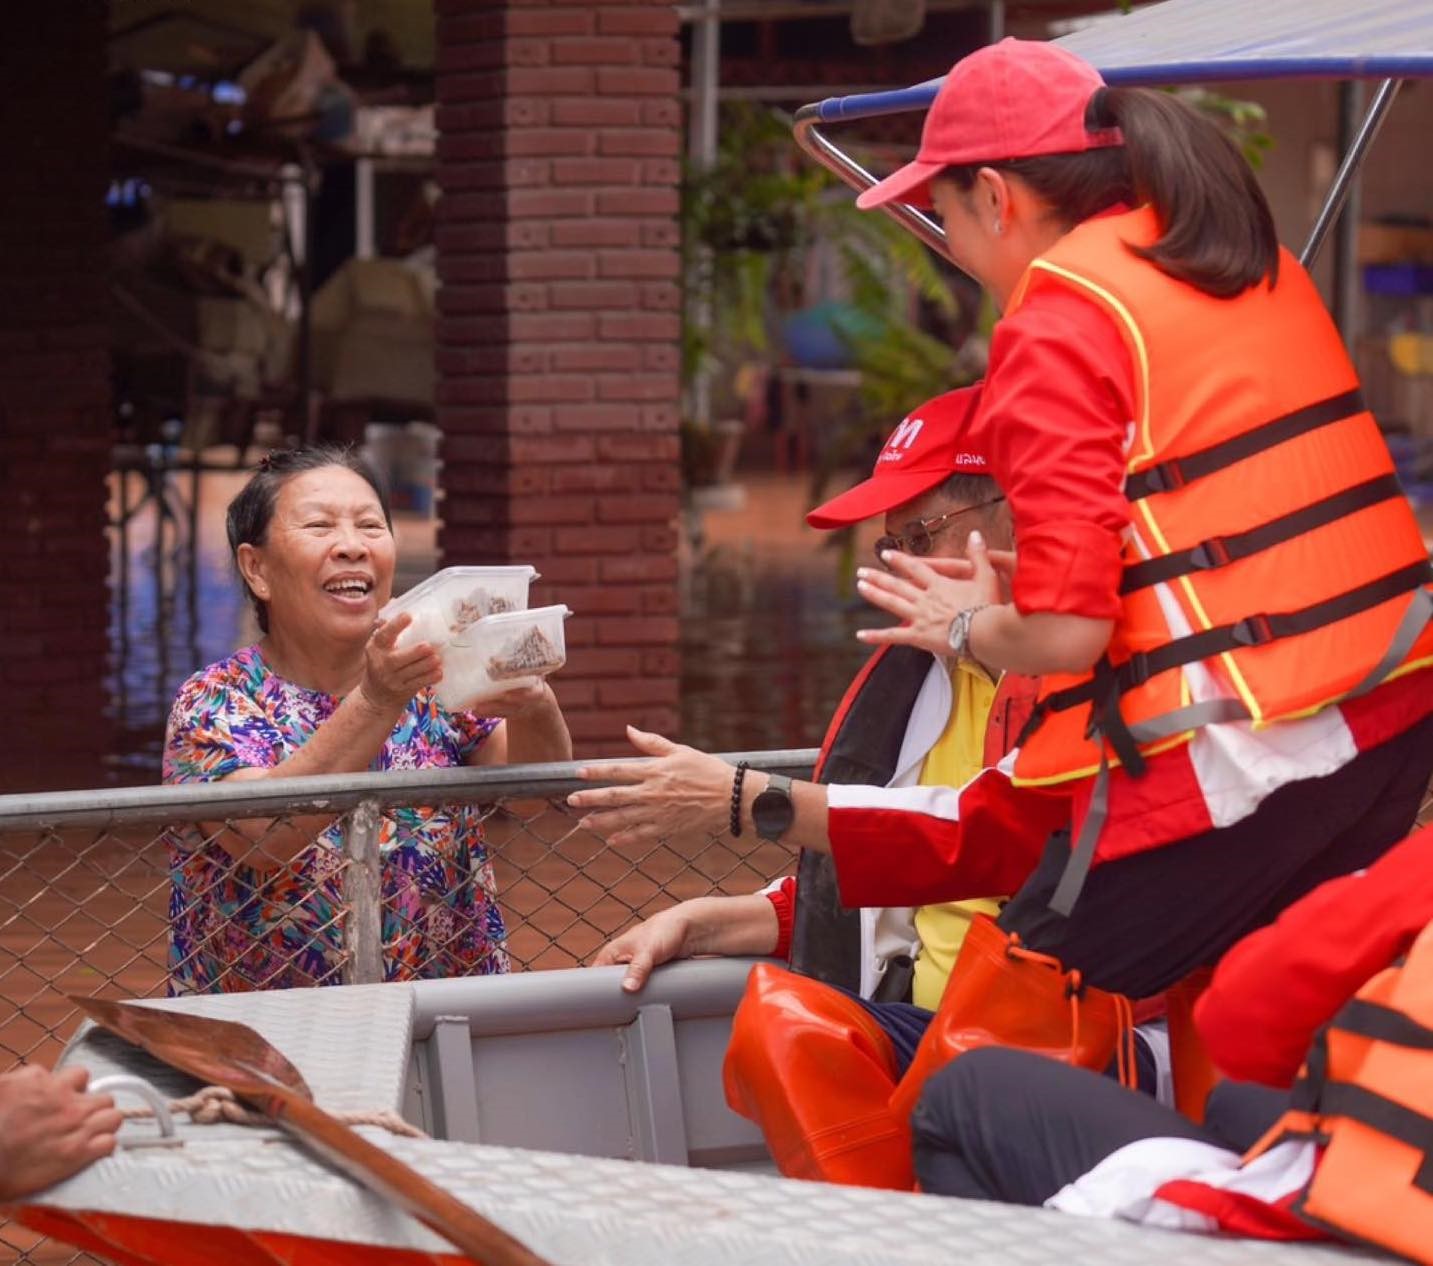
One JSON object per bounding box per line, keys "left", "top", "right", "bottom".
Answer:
{"left": 1124, "top": 387, "right": 1366, "bottom": 501}
{"left": 1316, "top": 1081, "right": 1433, "bottom": 1184}
{"left": 788, "top": 644, "right": 932, "bottom": 994}
{"left": 1335, "top": 997, "right": 1433, "bottom": 1050}
{"left": 1039, "top": 560, "right": 1432, "bottom": 723}
{"left": 1084, "top": 654, "right": 1147, "bottom": 780}
{"left": 1031, "top": 562, "right": 1432, "bottom": 919}
{"left": 1120, "top": 474, "right": 1405, "bottom": 595}
{"left": 1290, "top": 1000, "right": 1433, "bottom": 1196}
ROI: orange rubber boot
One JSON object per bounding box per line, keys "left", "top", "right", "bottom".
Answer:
{"left": 1166, "top": 967, "right": 1221, "bottom": 1123}
{"left": 889, "top": 915, "right": 1136, "bottom": 1124}
{"left": 722, "top": 962, "right": 914, "bottom": 1190}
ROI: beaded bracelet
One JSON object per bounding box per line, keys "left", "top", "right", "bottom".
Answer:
{"left": 729, "top": 761, "right": 750, "bottom": 837}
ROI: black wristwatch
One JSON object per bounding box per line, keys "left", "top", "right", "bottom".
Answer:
{"left": 752, "top": 773, "right": 795, "bottom": 843}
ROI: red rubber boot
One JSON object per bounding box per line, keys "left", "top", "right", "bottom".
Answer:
{"left": 722, "top": 962, "right": 915, "bottom": 1190}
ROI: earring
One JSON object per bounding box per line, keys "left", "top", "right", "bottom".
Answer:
{"left": 993, "top": 221, "right": 1003, "bottom": 236}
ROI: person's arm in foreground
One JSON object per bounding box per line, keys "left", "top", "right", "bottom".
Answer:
{"left": 593, "top": 890, "right": 783, "bottom": 992}
{"left": 0, "top": 1066, "right": 124, "bottom": 1202}
{"left": 1197, "top": 824, "right": 1433, "bottom": 1088}
{"left": 855, "top": 535, "right": 1114, "bottom": 675}
{"left": 467, "top": 681, "right": 573, "bottom": 767}
{"left": 857, "top": 289, "right": 1132, "bottom": 677}
{"left": 567, "top": 727, "right": 833, "bottom": 852}
{"left": 181, "top": 615, "right": 444, "bottom": 871}
{"left": 567, "top": 727, "right": 1053, "bottom": 910}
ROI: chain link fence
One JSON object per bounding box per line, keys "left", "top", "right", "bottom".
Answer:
{"left": 0, "top": 757, "right": 1430, "bottom": 1265}
{"left": 0, "top": 750, "right": 812, "bottom": 1265}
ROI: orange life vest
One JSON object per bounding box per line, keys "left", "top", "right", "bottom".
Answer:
{"left": 1244, "top": 919, "right": 1433, "bottom": 1264}
{"left": 1006, "top": 208, "right": 1433, "bottom": 796}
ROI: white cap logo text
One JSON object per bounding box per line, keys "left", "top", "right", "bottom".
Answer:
{"left": 879, "top": 416, "right": 923, "bottom": 462}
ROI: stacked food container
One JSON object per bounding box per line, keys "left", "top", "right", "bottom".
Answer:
{"left": 380, "top": 566, "right": 571, "bottom": 709}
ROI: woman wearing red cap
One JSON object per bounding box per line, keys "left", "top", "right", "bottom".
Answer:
{"left": 826, "top": 38, "right": 1433, "bottom": 1122}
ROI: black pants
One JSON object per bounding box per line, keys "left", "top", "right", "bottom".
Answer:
{"left": 853, "top": 994, "right": 1163, "bottom": 1093}
{"left": 913, "top": 1047, "right": 1287, "bottom": 1203}
{"left": 999, "top": 713, "right": 1433, "bottom": 997}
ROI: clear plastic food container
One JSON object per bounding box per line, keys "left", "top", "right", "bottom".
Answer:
{"left": 435, "top": 604, "right": 572, "bottom": 710}
{"left": 383, "top": 565, "right": 538, "bottom": 651}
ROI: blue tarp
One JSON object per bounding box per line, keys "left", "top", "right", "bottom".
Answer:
{"left": 814, "top": 0, "right": 1433, "bottom": 123}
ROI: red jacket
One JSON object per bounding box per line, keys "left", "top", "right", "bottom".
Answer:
{"left": 1196, "top": 822, "right": 1433, "bottom": 1086}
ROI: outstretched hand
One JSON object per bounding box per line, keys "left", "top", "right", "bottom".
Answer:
{"left": 855, "top": 529, "right": 1007, "bottom": 657}
{"left": 0, "top": 1065, "right": 124, "bottom": 1202}
{"left": 591, "top": 905, "right": 696, "bottom": 992}
{"left": 567, "top": 726, "right": 735, "bottom": 847}
{"left": 358, "top": 613, "right": 443, "bottom": 713}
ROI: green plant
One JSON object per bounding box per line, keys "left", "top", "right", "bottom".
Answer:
{"left": 681, "top": 104, "right": 960, "bottom": 394}
{"left": 1177, "top": 88, "right": 1274, "bottom": 168}
{"left": 681, "top": 102, "right": 968, "bottom": 509}
{"left": 681, "top": 105, "right": 824, "bottom": 381}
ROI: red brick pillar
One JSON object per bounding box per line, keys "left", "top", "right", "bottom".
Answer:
{"left": 434, "top": 1, "right": 683, "bottom": 754}
{"left": 0, "top": 4, "right": 113, "bottom": 791}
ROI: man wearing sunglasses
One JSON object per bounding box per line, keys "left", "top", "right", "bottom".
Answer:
{"left": 571, "top": 387, "right": 1097, "bottom": 1188}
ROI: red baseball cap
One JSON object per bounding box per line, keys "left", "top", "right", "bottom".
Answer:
{"left": 806, "top": 386, "right": 987, "bottom": 529}
{"left": 857, "top": 38, "right": 1123, "bottom": 211}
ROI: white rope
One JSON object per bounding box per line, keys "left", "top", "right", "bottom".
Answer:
{"left": 119, "top": 1085, "right": 427, "bottom": 1138}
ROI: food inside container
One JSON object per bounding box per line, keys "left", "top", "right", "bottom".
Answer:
{"left": 436, "top": 604, "right": 571, "bottom": 710}
{"left": 382, "top": 566, "right": 538, "bottom": 650}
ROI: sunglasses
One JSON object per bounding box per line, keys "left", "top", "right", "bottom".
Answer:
{"left": 874, "top": 496, "right": 1006, "bottom": 562}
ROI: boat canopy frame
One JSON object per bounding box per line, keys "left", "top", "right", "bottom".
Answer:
{"left": 792, "top": 0, "right": 1433, "bottom": 271}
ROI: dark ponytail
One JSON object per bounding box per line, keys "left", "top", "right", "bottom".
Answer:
{"left": 938, "top": 87, "right": 1279, "bottom": 299}
{"left": 1093, "top": 86, "right": 1279, "bottom": 297}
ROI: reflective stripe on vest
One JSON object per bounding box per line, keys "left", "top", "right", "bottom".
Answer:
{"left": 1244, "top": 921, "right": 1433, "bottom": 1260}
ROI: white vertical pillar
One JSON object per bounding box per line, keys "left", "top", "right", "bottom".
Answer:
{"left": 1334, "top": 80, "right": 1366, "bottom": 348}
{"left": 355, "top": 156, "right": 376, "bottom": 259}
{"left": 687, "top": 0, "right": 720, "bottom": 428}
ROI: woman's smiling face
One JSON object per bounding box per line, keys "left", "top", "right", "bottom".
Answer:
{"left": 237, "top": 465, "right": 396, "bottom": 648}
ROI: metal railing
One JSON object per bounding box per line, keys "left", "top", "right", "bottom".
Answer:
{"left": 0, "top": 754, "right": 1428, "bottom": 1266}
{"left": 0, "top": 751, "right": 815, "bottom": 1063}
{"left": 0, "top": 750, "right": 815, "bottom": 1266}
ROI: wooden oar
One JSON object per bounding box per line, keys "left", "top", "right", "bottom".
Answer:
{"left": 73, "top": 996, "right": 553, "bottom": 1266}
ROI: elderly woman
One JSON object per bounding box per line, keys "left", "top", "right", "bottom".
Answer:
{"left": 162, "top": 445, "right": 571, "bottom": 994}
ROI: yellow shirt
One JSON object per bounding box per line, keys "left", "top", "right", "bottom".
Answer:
{"left": 910, "top": 659, "right": 1005, "bottom": 1011}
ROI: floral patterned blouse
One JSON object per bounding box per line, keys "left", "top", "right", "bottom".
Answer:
{"left": 162, "top": 644, "right": 507, "bottom": 995}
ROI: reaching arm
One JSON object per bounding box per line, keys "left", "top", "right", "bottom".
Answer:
{"left": 172, "top": 617, "right": 441, "bottom": 871}
{"left": 566, "top": 726, "right": 834, "bottom": 852}
{"left": 566, "top": 727, "right": 1060, "bottom": 909}
{"left": 0, "top": 1065, "right": 124, "bottom": 1202}
{"left": 823, "top": 764, "right": 1068, "bottom": 907}
{"left": 856, "top": 540, "right": 1113, "bottom": 675}
{"left": 592, "top": 893, "right": 781, "bottom": 992}
{"left": 467, "top": 681, "right": 573, "bottom": 767}
{"left": 859, "top": 287, "right": 1132, "bottom": 677}
{"left": 1196, "top": 824, "right": 1433, "bottom": 1088}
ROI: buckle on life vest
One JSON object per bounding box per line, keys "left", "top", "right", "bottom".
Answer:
{"left": 1139, "top": 459, "right": 1187, "bottom": 494}
{"left": 1122, "top": 653, "right": 1152, "bottom": 689}
{"left": 1231, "top": 613, "right": 1275, "bottom": 647}
{"left": 1189, "top": 536, "right": 1232, "bottom": 570}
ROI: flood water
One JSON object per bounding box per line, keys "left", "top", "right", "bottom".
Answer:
{"left": 105, "top": 466, "right": 882, "bottom": 784}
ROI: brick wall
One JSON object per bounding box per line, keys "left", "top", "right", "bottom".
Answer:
{"left": 0, "top": 4, "right": 113, "bottom": 791}
{"left": 434, "top": 0, "right": 683, "bottom": 753}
